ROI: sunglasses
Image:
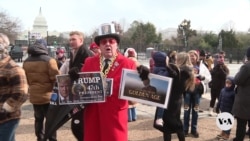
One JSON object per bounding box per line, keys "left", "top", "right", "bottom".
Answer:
{"left": 100, "top": 38, "right": 116, "bottom": 45}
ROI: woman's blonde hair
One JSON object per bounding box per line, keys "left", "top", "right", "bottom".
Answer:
{"left": 176, "top": 52, "right": 195, "bottom": 91}
{"left": 188, "top": 50, "right": 199, "bottom": 64}
{"left": 176, "top": 52, "right": 192, "bottom": 67}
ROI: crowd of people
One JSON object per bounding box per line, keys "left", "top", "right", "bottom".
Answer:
{"left": 1, "top": 22, "right": 250, "bottom": 141}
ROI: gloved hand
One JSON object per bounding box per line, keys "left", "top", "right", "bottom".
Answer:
{"left": 68, "top": 67, "right": 79, "bottom": 81}
{"left": 2, "top": 102, "right": 15, "bottom": 112}
{"left": 0, "top": 108, "right": 10, "bottom": 120}
{"left": 0, "top": 102, "right": 14, "bottom": 120}
{"left": 137, "top": 65, "right": 149, "bottom": 81}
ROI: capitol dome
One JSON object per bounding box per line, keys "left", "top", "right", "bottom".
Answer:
{"left": 32, "top": 7, "right": 48, "bottom": 38}
{"left": 33, "top": 7, "right": 47, "bottom": 27}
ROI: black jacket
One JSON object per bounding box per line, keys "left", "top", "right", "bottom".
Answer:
{"left": 69, "top": 44, "right": 93, "bottom": 70}
{"left": 163, "top": 64, "right": 193, "bottom": 133}
{"left": 210, "top": 63, "right": 229, "bottom": 90}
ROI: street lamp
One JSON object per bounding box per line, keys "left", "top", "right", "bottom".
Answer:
{"left": 218, "top": 34, "right": 222, "bottom": 51}
{"left": 28, "top": 31, "right": 30, "bottom": 47}
{"left": 180, "top": 21, "right": 188, "bottom": 51}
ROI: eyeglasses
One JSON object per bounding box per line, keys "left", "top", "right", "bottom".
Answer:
{"left": 100, "top": 38, "right": 116, "bottom": 45}
{"left": 219, "top": 56, "right": 224, "bottom": 59}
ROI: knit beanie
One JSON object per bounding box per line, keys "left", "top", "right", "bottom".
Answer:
{"left": 153, "top": 51, "right": 167, "bottom": 67}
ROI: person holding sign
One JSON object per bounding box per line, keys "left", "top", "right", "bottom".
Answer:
{"left": 68, "top": 31, "right": 93, "bottom": 141}
{"left": 137, "top": 52, "right": 195, "bottom": 141}
{"left": 81, "top": 23, "right": 136, "bottom": 141}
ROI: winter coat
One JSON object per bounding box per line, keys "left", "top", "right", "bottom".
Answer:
{"left": 152, "top": 52, "right": 169, "bottom": 132}
{"left": 198, "top": 60, "right": 211, "bottom": 94}
{"left": 153, "top": 66, "right": 168, "bottom": 77}
{"left": 0, "top": 56, "right": 28, "bottom": 124}
{"left": 210, "top": 63, "right": 229, "bottom": 90}
{"left": 69, "top": 44, "right": 93, "bottom": 70}
{"left": 23, "top": 44, "right": 60, "bottom": 104}
{"left": 232, "top": 61, "right": 250, "bottom": 119}
{"left": 216, "top": 77, "right": 235, "bottom": 113}
{"left": 81, "top": 53, "right": 136, "bottom": 141}
{"left": 163, "top": 64, "right": 194, "bottom": 133}
{"left": 152, "top": 51, "right": 169, "bottom": 78}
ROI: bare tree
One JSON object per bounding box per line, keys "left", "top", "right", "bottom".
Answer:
{"left": 0, "top": 10, "right": 22, "bottom": 43}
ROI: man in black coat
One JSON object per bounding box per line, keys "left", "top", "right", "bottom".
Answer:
{"left": 232, "top": 47, "right": 250, "bottom": 141}
{"left": 209, "top": 51, "right": 229, "bottom": 116}
{"left": 68, "top": 31, "right": 93, "bottom": 141}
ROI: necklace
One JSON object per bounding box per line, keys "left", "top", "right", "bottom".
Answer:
{"left": 100, "top": 54, "right": 117, "bottom": 78}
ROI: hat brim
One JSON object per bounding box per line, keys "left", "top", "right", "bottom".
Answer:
{"left": 94, "top": 34, "right": 120, "bottom": 46}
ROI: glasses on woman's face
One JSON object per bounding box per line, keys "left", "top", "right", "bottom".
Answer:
{"left": 100, "top": 38, "right": 116, "bottom": 45}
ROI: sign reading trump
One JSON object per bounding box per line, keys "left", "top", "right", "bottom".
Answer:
{"left": 56, "top": 72, "right": 106, "bottom": 105}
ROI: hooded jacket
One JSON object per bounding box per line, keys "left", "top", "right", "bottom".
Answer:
{"left": 216, "top": 76, "right": 235, "bottom": 113}
{"left": 232, "top": 61, "right": 250, "bottom": 119}
{"left": 23, "top": 43, "right": 59, "bottom": 104}
{"left": 152, "top": 51, "right": 169, "bottom": 76}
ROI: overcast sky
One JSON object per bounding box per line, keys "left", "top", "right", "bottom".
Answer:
{"left": 1, "top": 0, "right": 250, "bottom": 34}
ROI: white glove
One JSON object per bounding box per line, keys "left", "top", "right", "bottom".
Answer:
{"left": 2, "top": 102, "right": 15, "bottom": 112}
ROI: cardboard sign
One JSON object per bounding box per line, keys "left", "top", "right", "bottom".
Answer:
{"left": 119, "top": 69, "right": 173, "bottom": 108}
{"left": 56, "top": 72, "right": 105, "bottom": 105}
